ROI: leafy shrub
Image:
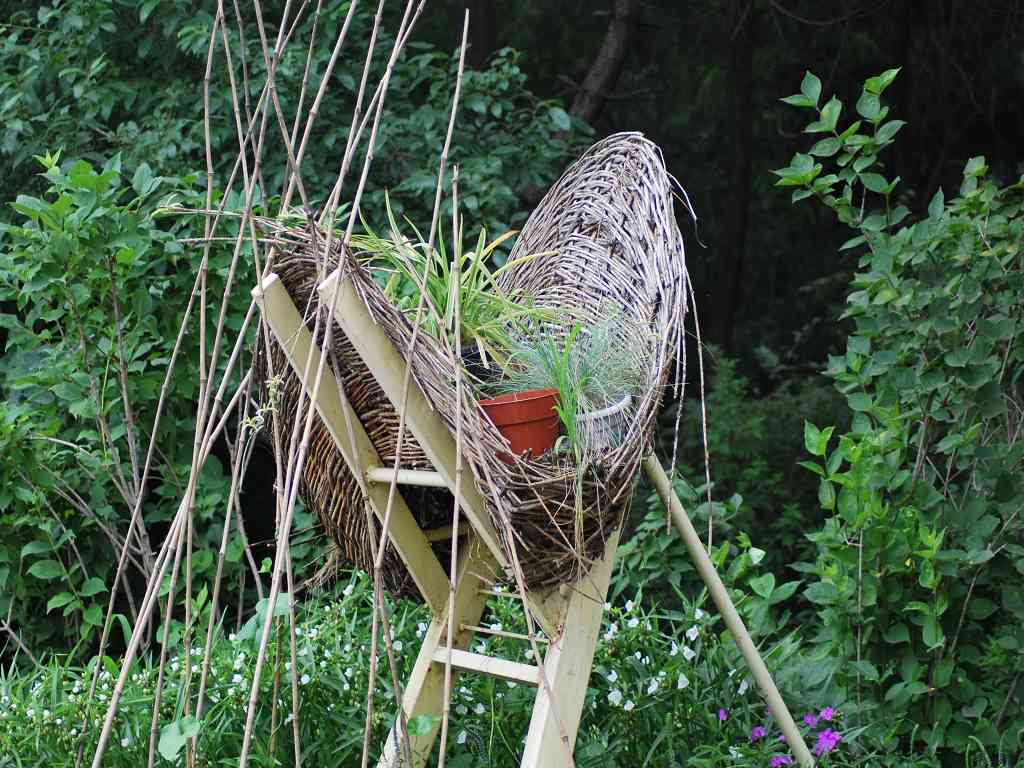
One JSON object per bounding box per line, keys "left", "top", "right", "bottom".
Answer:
{"left": 776, "top": 69, "right": 1024, "bottom": 761}
{"left": 0, "top": 572, "right": 903, "bottom": 767}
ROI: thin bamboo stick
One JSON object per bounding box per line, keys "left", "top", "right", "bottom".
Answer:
{"left": 644, "top": 456, "right": 814, "bottom": 767}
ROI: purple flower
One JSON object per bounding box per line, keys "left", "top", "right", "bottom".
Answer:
{"left": 803, "top": 712, "right": 819, "bottom": 728}
{"left": 814, "top": 728, "right": 842, "bottom": 756}
{"left": 819, "top": 706, "right": 836, "bottom": 721}
{"left": 778, "top": 734, "right": 786, "bottom": 742}
{"left": 718, "top": 708, "right": 728, "bottom": 722}
{"left": 750, "top": 725, "right": 767, "bottom": 743}
{"left": 770, "top": 757, "right": 794, "bottom": 767}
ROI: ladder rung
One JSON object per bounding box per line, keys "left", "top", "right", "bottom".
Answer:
{"left": 423, "top": 525, "right": 468, "bottom": 542}
{"left": 365, "top": 467, "right": 447, "bottom": 488}
{"left": 477, "top": 588, "right": 524, "bottom": 598}
{"left": 460, "top": 624, "right": 549, "bottom": 644}
{"left": 431, "top": 647, "right": 540, "bottom": 686}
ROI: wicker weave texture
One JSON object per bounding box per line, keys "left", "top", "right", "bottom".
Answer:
{"left": 255, "top": 131, "right": 688, "bottom": 594}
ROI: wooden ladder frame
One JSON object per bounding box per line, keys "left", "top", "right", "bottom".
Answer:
{"left": 253, "top": 268, "right": 814, "bottom": 767}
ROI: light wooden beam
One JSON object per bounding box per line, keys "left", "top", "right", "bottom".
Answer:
{"left": 644, "top": 456, "right": 814, "bottom": 767}
{"left": 521, "top": 530, "right": 619, "bottom": 767}
{"left": 430, "top": 648, "right": 541, "bottom": 686}
{"left": 253, "top": 273, "right": 449, "bottom": 614}
{"left": 317, "top": 268, "right": 508, "bottom": 567}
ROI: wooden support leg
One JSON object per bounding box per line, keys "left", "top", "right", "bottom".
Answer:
{"left": 378, "top": 539, "right": 497, "bottom": 768}
{"left": 520, "top": 531, "right": 620, "bottom": 768}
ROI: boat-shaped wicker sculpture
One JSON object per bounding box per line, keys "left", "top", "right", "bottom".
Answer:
{"left": 254, "top": 131, "right": 688, "bottom": 596}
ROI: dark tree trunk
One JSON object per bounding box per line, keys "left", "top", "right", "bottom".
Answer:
{"left": 466, "top": 0, "right": 498, "bottom": 69}
{"left": 707, "top": 0, "right": 754, "bottom": 353}
{"left": 570, "top": 0, "right": 640, "bottom": 124}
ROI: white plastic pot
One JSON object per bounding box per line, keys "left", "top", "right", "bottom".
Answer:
{"left": 577, "top": 393, "right": 632, "bottom": 452}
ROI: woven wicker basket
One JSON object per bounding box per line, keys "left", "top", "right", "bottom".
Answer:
{"left": 253, "top": 132, "right": 688, "bottom": 597}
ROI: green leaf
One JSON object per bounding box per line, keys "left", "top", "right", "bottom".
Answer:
{"left": 47, "top": 592, "right": 76, "bottom": 612}
{"left": 819, "top": 97, "right": 841, "bottom": 132}
{"left": 809, "top": 137, "right": 841, "bottom": 157}
{"left": 20, "top": 540, "right": 51, "bottom": 558}
{"left": 805, "top": 581, "right": 839, "bottom": 605}
{"left": 158, "top": 716, "right": 201, "bottom": 761}
{"left": 80, "top": 577, "right": 108, "bottom": 597}
{"left": 847, "top": 392, "right": 872, "bottom": 412}
{"left": 548, "top": 106, "right": 571, "bottom": 132}
{"left": 860, "top": 172, "right": 889, "bottom": 193}
{"left": 804, "top": 421, "right": 822, "bottom": 456}
{"left": 749, "top": 573, "right": 775, "bottom": 599}
{"left": 818, "top": 479, "right": 836, "bottom": 511}
{"left": 781, "top": 94, "right": 816, "bottom": 108}
{"left": 884, "top": 623, "right": 911, "bottom": 644}
{"left": 27, "top": 559, "right": 64, "bottom": 580}
{"left": 864, "top": 68, "right": 900, "bottom": 95}
{"left": 800, "top": 72, "right": 822, "bottom": 106}
{"left": 876, "top": 120, "right": 906, "bottom": 142}
{"left": 83, "top": 603, "right": 103, "bottom": 625}
{"left": 856, "top": 91, "right": 881, "bottom": 121}
{"left": 769, "top": 580, "right": 800, "bottom": 605}
{"left": 407, "top": 714, "right": 438, "bottom": 737}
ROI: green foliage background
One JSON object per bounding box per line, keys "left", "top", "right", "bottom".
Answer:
{"left": 0, "top": 1, "right": 1023, "bottom": 767}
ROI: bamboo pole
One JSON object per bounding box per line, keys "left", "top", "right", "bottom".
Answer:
{"left": 643, "top": 456, "right": 814, "bottom": 767}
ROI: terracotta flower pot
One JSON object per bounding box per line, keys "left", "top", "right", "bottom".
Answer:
{"left": 479, "top": 388, "right": 560, "bottom": 459}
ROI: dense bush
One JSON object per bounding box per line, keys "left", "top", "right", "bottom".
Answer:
{"left": 776, "top": 70, "right": 1024, "bottom": 761}
{"left": 1, "top": 571, "right": 933, "bottom": 767}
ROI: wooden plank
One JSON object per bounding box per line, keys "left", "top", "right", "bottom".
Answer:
{"left": 317, "top": 268, "right": 508, "bottom": 567}
{"left": 366, "top": 466, "right": 447, "bottom": 488}
{"left": 431, "top": 648, "right": 540, "bottom": 686}
{"left": 521, "top": 531, "right": 620, "bottom": 768}
{"left": 644, "top": 456, "right": 813, "bottom": 766}
{"left": 253, "top": 273, "right": 449, "bottom": 614}
{"left": 377, "top": 539, "right": 496, "bottom": 768}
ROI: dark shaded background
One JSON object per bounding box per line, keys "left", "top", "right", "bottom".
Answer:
{"left": 419, "top": 1, "right": 1024, "bottom": 372}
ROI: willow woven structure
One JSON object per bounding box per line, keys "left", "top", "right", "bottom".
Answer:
{"left": 254, "top": 132, "right": 687, "bottom": 594}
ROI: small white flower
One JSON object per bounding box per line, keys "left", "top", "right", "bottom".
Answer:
{"left": 647, "top": 678, "right": 659, "bottom": 695}
{"left": 695, "top": 608, "right": 706, "bottom": 620}
{"left": 738, "top": 678, "right": 750, "bottom": 695}
{"left": 524, "top": 649, "right": 534, "bottom": 660}
{"left": 677, "top": 673, "right": 690, "bottom": 690}
{"left": 43, "top": 709, "right": 50, "bottom": 718}
{"left": 295, "top": 627, "right": 304, "bottom": 637}
{"left": 603, "top": 623, "right": 618, "bottom": 641}
{"left": 285, "top": 713, "right": 294, "bottom": 724}
{"left": 456, "top": 704, "right": 468, "bottom": 716}
{"left": 474, "top": 702, "right": 485, "bottom": 715}
{"left": 343, "top": 583, "right": 354, "bottom": 596}
{"left": 685, "top": 625, "right": 700, "bottom": 642}
{"left": 625, "top": 600, "right": 634, "bottom": 612}
{"left": 603, "top": 602, "right": 611, "bottom": 610}
{"left": 308, "top": 628, "right": 318, "bottom": 639}
{"left": 416, "top": 623, "right": 426, "bottom": 638}
{"left": 490, "top": 623, "right": 503, "bottom": 632}
{"left": 343, "top": 683, "right": 350, "bottom": 691}
{"left": 475, "top": 642, "right": 486, "bottom": 654}
{"left": 227, "top": 687, "right": 235, "bottom": 696}
{"left": 624, "top": 700, "right": 635, "bottom": 712}
{"left": 682, "top": 645, "right": 696, "bottom": 661}
{"left": 670, "top": 641, "right": 679, "bottom": 657}
{"left": 300, "top": 673, "right": 310, "bottom": 685}
{"left": 506, "top": 681, "right": 517, "bottom": 688}
{"left": 627, "top": 617, "right": 639, "bottom": 628}
{"left": 393, "top": 641, "right": 404, "bottom": 652}
{"left": 634, "top": 651, "right": 642, "bottom": 660}
{"left": 232, "top": 674, "right": 243, "bottom": 684}
{"left": 608, "top": 689, "right": 623, "bottom": 706}
{"left": 120, "top": 737, "right": 130, "bottom": 748}
{"left": 26, "top": 708, "right": 34, "bottom": 717}
{"left": 606, "top": 670, "right": 618, "bottom": 684}
{"left": 643, "top": 656, "right": 650, "bottom": 665}
{"left": 320, "top": 660, "right": 327, "bottom": 668}
{"left": 229, "top": 633, "right": 237, "bottom": 641}
{"left": 730, "top": 746, "right": 741, "bottom": 758}
{"left": 70, "top": 728, "right": 77, "bottom": 737}
{"left": 55, "top": 718, "right": 62, "bottom": 725}
{"left": 456, "top": 730, "right": 467, "bottom": 745}
{"left": 345, "top": 667, "right": 353, "bottom": 678}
